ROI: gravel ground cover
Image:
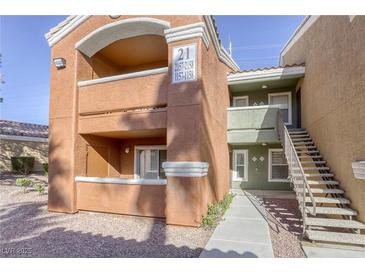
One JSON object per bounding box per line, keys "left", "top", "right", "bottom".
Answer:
{"left": 262, "top": 198, "right": 306, "bottom": 258}
{"left": 0, "top": 174, "right": 212, "bottom": 258}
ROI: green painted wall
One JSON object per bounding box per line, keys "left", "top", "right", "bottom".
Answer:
{"left": 228, "top": 129, "right": 279, "bottom": 145}
{"left": 228, "top": 106, "right": 278, "bottom": 130}
{"left": 231, "top": 87, "right": 299, "bottom": 128}
{"left": 230, "top": 144, "right": 291, "bottom": 190}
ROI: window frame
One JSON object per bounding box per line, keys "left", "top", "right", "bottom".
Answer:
{"left": 268, "top": 148, "right": 289, "bottom": 182}
{"left": 232, "top": 95, "right": 249, "bottom": 107}
{"left": 134, "top": 145, "right": 167, "bottom": 179}
{"left": 268, "top": 91, "right": 292, "bottom": 125}
{"left": 232, "top": 149, "right": 248, "bottom": 181}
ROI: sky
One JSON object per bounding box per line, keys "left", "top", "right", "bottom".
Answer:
{"left": 0, "top": 15, "right": 303, "bottom": 125}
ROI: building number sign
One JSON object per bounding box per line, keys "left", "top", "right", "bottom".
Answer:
{"left": 172, "top": 44, "right": 197, "bottom": 84}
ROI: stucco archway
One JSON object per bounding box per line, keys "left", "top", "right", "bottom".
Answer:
{"left": 75, "top": 17, "right": 171, "bottom": 57}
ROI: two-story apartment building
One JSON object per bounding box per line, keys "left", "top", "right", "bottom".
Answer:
{"left": 46, "top": 15, "right": 364, "bottom": 246}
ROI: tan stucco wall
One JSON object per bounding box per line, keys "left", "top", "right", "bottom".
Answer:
{"left": 281, "top": 16, "right": 365, "bottom": 222}
{"left": 77, "top": 183, "right": 166, "bottom": 218}
{"left": 78, "top": 72, "right": 168, "bottom": 114}
{"left": 0, "top": 139, "right": 48, "bottom": 173}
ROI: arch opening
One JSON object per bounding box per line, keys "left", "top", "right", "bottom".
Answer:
{"left": 77, "top": 17, "right": 170, "bottom": 80}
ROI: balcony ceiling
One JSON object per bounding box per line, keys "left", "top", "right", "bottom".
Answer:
{"left": 87, "top": 128, "right": 167, "bottom": 139}
{"left": 229, "top": 78, "right": 299, "bottom": 93}
{"left": 98, "top": 35, "right": 168, "bottom": 68}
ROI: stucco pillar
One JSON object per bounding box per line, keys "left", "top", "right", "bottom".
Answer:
{"left": 163, "top": 162, "right": 209, "bottom": 227}
{"left": 163, "top": 36, "right": 208, "bottom": 226}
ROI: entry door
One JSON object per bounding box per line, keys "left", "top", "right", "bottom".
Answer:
{"left": 86, "top": 145, "right": 109, "bottom": 177}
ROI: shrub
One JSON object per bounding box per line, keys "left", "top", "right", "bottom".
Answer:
{"left": 33, "top": 183, "right": 46, "bottom": 195}
{"left": 202, "top": 192, "right": 235, "bottom": 229}
{"left": 42, "top": 163, "right": 48, "bottom": 176}
{"left": 11, "top": 157, "right": 35, "bottom": 174}
{"left": 15, "top": 178, "right": 33, "bottom": 193}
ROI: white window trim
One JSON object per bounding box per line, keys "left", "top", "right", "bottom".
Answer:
{"left": 268, "top": 148, "right": 289, "bottom": 182}
{"left": 268, "top": 91, "right": 292, "bottom": 125}
{"left": 134, "top": 145, "right": 167, "bottom": 179}
{"left": 232, "top": 95, "right": 249, "bottom": 107}
{"left": 232, "top": 149, "right": 248, "bottom": 181}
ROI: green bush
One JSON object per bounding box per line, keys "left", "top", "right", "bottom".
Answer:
{"left": 11, "top": 157, "right": 35, "bottom": 174}
{"left": 33, "top": 183, "right": 46, "bottom": 195}
{"left": 202, "top": 192, "right": 235, "bottom": 229}
{"left": 42, "top": 163, "right": 48, "bottom": 176}
{"left": 15, "top": 178, "right": 33, "bottom": 193}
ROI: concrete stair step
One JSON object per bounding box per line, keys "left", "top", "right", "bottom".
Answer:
{"left": 294, "top": 180, "right": 339, "bottom": 186}
{"left": 305, "top": 173, "right": 334, "bottom": 178}
{"left": 292, "top": 136, "right": 311, "bottom": 140}
{"left": 293, "top": 141, "right": 314, "bottom": 145}
{"left": 293, "top": 173, "right": 334, "bottom": 178}
{"left": 296, "top": 150, "right": 320, "bottom": 154}
{"left": 294, "top": 167, "right": 330, "bottom": 171}
{"left": 289, "top": 132, "right": 310, "bottom": 136}
{"left": 306, "top": 196, "right": 350, "bottom": 204}
{"left": 298, "top": 155, "right": 322, "bottom": 159}
{"left": 289, "top": 132, "right": 309, "bottom": 136}
{"left": 306, "top": 217, "right": 365, "bottom": 230}
{"left": 295, "top": 145, "right": 317, "bottom": 149}
{"left": 306, "top": 206, "right": 357, "bottom": 216}
{"left": 296, "top": 188, "right": 344, "bottom": 194}
{"left": 301, "top": 160, "right": 326, "bottom": 165}
{"left": 306, "top": 230, "right": 365, "bottom": 246}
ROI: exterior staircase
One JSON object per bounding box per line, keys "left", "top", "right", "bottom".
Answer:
{"left": 278, "top": 124, "right": 365, "bottom": 247}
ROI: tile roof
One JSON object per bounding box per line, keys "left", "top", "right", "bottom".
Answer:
{"left": 229, "top": 63, "right": 305, "bottom": 74}
{"left": 0, "top": 120, "right": 48, "bottom": 138}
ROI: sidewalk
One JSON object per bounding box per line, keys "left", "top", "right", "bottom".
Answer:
{"left": 200, "top": 190, "right": 274, "bottom": 258}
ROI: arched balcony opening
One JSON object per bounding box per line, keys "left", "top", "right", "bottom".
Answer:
{"left": 76, "top": 17, "right": 170, "bottom": 80}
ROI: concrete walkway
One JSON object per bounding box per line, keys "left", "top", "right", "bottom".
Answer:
{"left": 200, "top": 190, "right": 274, "bottom": 258}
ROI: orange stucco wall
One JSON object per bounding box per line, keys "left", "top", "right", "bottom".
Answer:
{"left": 48, "top": 15, "right": 233, "bottom": 226}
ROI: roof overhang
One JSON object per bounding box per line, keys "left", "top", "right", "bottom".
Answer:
{"left": 279, "top": 16, "right": 320, "bottom": 65}
{"left": 227, "top": 65, "right": 305, "bottom": 86}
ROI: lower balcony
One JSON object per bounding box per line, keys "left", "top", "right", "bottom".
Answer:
{"left": 227, "top": 105, "right": 280, "bottom": 145}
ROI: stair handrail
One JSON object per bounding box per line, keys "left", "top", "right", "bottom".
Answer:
{"left": 276, "top": 112, "right": 316, "bottom": 235}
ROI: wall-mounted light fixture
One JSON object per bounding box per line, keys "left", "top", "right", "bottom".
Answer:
{"left": 125, "top": 147, "right": 130, "bottom": 154}
{"left": 53, "top": 57, "right": 66, "bottom": 69}
{"left": 262, "top": 85, "right": 268, "bottom": 89}
{"left": 261, "top": 143, "right": 267, "bottom": 146}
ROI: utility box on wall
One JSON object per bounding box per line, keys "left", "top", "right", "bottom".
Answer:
{"left": 352, "top": 161, "right": 365, "bottom": 180}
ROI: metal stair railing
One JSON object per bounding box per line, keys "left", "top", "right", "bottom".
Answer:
{"left": 276, "top": 113, "right": 316, "bottom": 236}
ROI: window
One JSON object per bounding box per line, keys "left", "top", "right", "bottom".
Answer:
{"left": 268, "top": 92, "right": 292, "bottom": 125}
{"left": 233, "top": 96, "right": 249, "bottom": 107}
{"left": 232, "top": 150, "right": 248, "bottom": 181}
{"left": 269, "top": 149, "right": 289, "bottom": 182}
{"left": 135, "top": 146, "right": 167, "bottom": 179}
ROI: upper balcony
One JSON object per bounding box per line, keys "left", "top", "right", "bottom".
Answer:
{"left": 76, "top": 18, "right": 170, "bottom": 115}
{"left": 227, "top": 105, "right": 280, "bottom": 145}
{"left": 78, "top": 67, "right": 168, "bottom": 115}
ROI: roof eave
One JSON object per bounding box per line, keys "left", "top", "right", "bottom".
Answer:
{"left": 227, "top": 66, "right": 305, "bottom": 85}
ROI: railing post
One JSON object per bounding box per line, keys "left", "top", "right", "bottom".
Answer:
{"left": 302, "top": 178, "right": 306, "bottom": 235}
